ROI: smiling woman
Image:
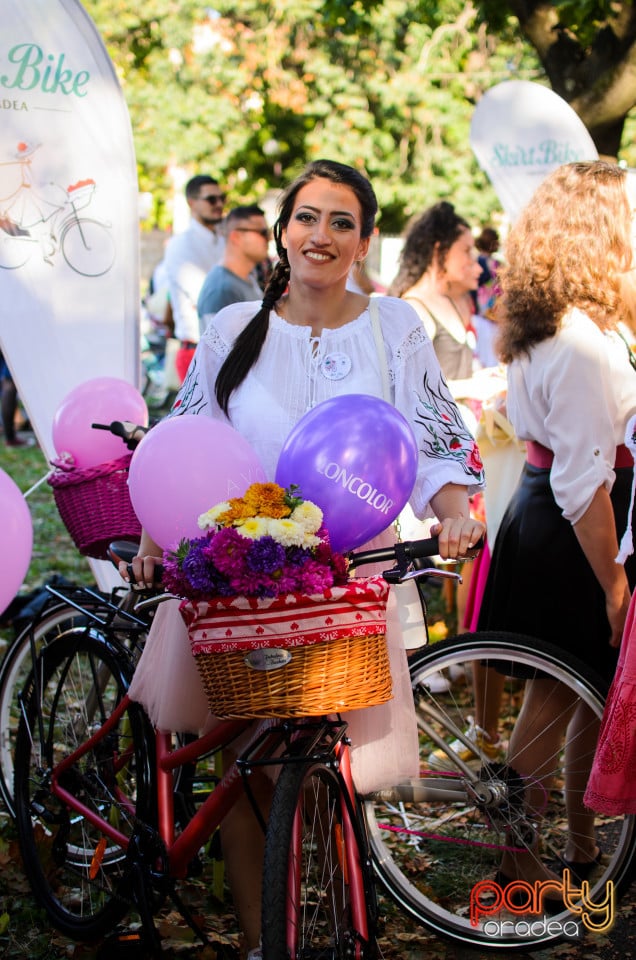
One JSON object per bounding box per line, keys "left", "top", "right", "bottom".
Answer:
{"left": 123, "top": 158, "right": 485, "bottom": 960}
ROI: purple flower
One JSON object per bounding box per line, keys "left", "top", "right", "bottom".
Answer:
{"left": 297, "top": 559, "right": 335, "bottom": 594}
{"left": 229, "top": 570, "right": 275, "bottom": 598}
{"left": 246, "top": 536, "right": 286, "bottom": 574}
{"left": 182, "top": 549, "right": 221, "bottom": 595}
{"left": 286, "top": 545, "right": 313, "bottom": 567}
{"left": 208, "top": 527, "right": 252, "bottom": 576}
{"left": 162, "top": 557, "right": 193, "bottom": 597}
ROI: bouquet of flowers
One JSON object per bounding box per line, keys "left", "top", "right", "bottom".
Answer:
{"left": 163, "top": 482, "right": 350, "bottom": 601}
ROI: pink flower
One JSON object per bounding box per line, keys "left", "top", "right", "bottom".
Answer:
{"left": 467, "top": 442, "right": 483, "bottom": 473}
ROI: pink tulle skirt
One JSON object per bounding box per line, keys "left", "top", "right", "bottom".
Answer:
{"left": 584, "top": 591, "right": 636, "bottom": 815}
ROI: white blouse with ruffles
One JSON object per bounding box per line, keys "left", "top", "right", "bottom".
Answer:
{"left": 506, "top": 308, "right": 636, "bottom": 524}
{"left": 171, "top": 295, "right": 484, "bottom": 521}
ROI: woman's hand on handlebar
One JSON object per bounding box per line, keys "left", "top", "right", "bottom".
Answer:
{"left": 428, "top": 483, "right": 486, "bottom": 561}
{"left": 429, "top": 516, "right": 485, "bottom": 562}
{"left": 119, "top": 554, "right": 162, "bottom": 590}
{"left": 118, "top": 530, "right": 163, "bottom": 589}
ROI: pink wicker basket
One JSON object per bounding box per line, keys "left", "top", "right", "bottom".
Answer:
{"left": 47, "top": 454, "right": 141, "bottom": 560}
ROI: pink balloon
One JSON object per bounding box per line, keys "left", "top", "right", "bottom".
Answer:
{"left": 52, "top": 377, "right": 148, "bottom": 469}
{"left": 127, "top": 415, "right": 267, "bottom": 549}
{"left": 275, "top": 395, "right": 418, "bottom": 552}
{"left": 0, "top": 469, "right": 33, "bottom": 616}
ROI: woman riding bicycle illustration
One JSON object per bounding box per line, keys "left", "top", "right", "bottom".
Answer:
{"left": 0, "top": 140, "right": 115, "bottom": 276}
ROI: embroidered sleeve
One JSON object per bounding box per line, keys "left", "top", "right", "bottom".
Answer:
{"left": 169, "top": 336, "right": 227, "bottom": 420}
{"left": 388, "top": 303, "right": 484, "bottom": 516}
{"left": 413, "top": 368, "right": 484, "bottom": 482}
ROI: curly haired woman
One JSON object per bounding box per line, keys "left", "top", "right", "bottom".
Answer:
{"left": 478, "top": 160, "right": 636, "bottom": 895}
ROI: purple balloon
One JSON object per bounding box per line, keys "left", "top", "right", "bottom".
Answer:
{"left": 128, "top": 415, "right": 266, "bottom": 549}
{"left": 275, "top": 395, "right": 417, "bottom": 552}
{"left": 0, "top": 468, "right": 33, "bottom": 616}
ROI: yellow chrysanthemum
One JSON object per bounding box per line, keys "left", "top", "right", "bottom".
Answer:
{"left": 237, "top": 516, "right": 270, "bottom": 539}
{"left": 290, "top": 500, "right": 323, "bottom": 532}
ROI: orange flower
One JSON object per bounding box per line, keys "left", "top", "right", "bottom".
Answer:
{"left": 243, "top": 482, "right": 291, "bottom": 518}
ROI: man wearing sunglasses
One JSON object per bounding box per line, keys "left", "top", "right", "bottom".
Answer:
{"left": 197, "top": 205, "right": 270, "bottom": 324}
{"left": 163, "top": 175, "right": 227, "bottom": 383}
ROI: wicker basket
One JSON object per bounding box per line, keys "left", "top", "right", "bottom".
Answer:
{"left": 47, "top": 454, "right": 141, "bottom": 560}
{"left": 182, "top": 578, "right": 391, "bottom": 719}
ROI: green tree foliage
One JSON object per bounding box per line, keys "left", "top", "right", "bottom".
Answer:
{"left": 475, "top": 1, "right": 636, "bottom": 158}
{"left": 83, "top": 0, "right": 542, "bottom": 231}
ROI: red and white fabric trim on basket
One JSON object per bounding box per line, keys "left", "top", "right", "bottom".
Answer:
{"left": 181, "top": 577, "right": 389, "bottom": 655}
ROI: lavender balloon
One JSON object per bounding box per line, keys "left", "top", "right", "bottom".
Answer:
{"left": 128, "top": 414, "right": 266, "bottom": 549}
{"left": 0, "top": 469, "right": 33, "bottom": 616}
{"left": 275, "top": 395, "right": 418, "bottom": 552}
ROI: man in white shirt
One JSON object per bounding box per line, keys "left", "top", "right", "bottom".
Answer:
{"left": 197, "top": 205, "right": 270, "bottom": 328}
{"left": 163, "top": 175, "right": 226, "bottom": 382}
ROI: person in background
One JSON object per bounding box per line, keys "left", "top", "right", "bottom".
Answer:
{"left": 197, "top": 205, "right": 269, "bottom": 326}
{"left": 478, "top": 160, "right": 636, "bottom": 892}
{"left": 388, "top": 201, "right": 482, "bottom": 398}
{"left": 163, "top": 175, "right": 226, "bottom": 383}
{"left": 473, "top": 225, "right": 502, "bottom": 369}
{"left": 122, "top": 159, "right": 485, "bottom": 960}
{"left": 0, "top": 352, "right": 27, "bottom": 447}
{"left": 388, "top": 201, "right": 489, "bottom": 695}
{"left": 474, "top": 226, "right": 501, "bottom": 316}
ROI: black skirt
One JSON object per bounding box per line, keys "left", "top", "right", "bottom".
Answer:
{"left": 477, "top": 463, "right": 636, "bottom": 682}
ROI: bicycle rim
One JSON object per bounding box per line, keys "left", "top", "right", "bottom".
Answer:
{"left": 262, "top": 754, "right": 376, "bottom": 959}
{"left": 364, "top": 631, "right": 636, "bottom": 951}
{"left": 61, "top": 218, "right": 115, "bottom": 276}
{"left": 14, "top": 630, "right": 155, "bottom": 940}
{"left": 0, "top": 600, "right": 103, "bottom": 818}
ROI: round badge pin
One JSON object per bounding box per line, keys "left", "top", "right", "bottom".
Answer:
{"left": 321, "top": 352, "right": 352, "bottom": 381}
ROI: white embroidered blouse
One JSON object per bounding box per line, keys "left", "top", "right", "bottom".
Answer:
{"left": 506, "top": 308, "right": 636, "bottom": 524}
{"left": 171, "top": 296, "right": 484, "bottom": 521}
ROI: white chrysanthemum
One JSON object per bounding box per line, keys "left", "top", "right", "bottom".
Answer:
{"left": 268, "top": 517, "right": 308, "bottom": 547}
{"left": 290, "top": 500, "right": 323, "bottom": 532}
{"left": 237, "top": 516, "right": 270, "bottom": 540}
{"left": 198, "top": 502, "right": 231, "bottom": 530}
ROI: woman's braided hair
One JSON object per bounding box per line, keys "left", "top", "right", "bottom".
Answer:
{"left": 215, "top": 159, "right": 377, "bottom": 414}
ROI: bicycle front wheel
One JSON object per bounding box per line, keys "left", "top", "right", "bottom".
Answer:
{"left": 262, "top": 751, "right": 377, "bottom": 959}
{"left": 61, "top": 218, "right": 115, "bottom": 276}
{"left": 364, "top": 631, "right": 636, "bottom": 951}
{"left": 14, "top": 630, "right": 155, "bottom": 940}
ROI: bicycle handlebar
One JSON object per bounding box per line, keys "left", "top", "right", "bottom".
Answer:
{"left": 108, "top": 533, "right": 470, "bottom": 592}
{"left": 91, "top": 420, "right": 149, "bottom": 451}
{"left": 347, "top": 536, "right": 440, "bottom": 572}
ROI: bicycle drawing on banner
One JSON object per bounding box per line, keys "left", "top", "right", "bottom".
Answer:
{"left": 0, "top": 140, "right": 115, "bottom": 276}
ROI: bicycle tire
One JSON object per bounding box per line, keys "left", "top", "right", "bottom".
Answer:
{"left": 0, "top": 598, "right": 106, "bottom": 818}
{"left": 364, "top": 631, "right": 636, "bottom": 951}
{"left": 61, "top": 218, "right": 115, "bottom": 276}
{"left": 262, "top": 749, "right": 377, "bottom": 960}
{"left": 0, "top": 589, "right": 148, "bottom": 819}
{"left": 14, "top": 629, "right": 155, "bottom": 940}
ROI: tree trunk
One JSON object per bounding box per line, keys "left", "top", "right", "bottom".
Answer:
{"left": 508, "top": 0, "right": 636, "bottom": 159}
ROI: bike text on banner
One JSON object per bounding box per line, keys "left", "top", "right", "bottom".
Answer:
{"left": 470, "top": 80, "right": 598, "bottom": 223}
{"left": 0, "top": 0, "right": 140, "bottom": 460}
